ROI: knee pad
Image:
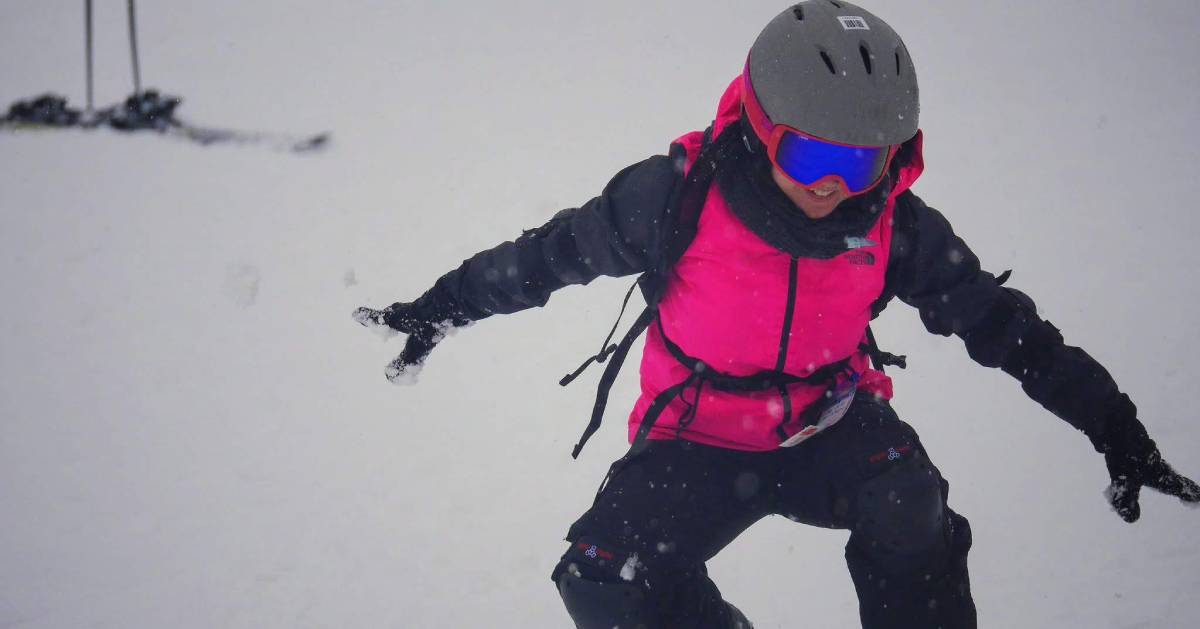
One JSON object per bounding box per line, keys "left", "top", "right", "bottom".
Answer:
{"left": 852, "top": 452, "right": 947, "bottom": 563}
{"left": 552, "top": 537, "right": 658, "bottom": 629}
{"left": 557, "top": 571, "right": 656, "bottom": 629}
{"left": 551, "top": 537, "right": 754, "bottom": 629}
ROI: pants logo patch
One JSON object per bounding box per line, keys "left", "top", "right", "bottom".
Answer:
{"left": 869, "top": 444, "right": 914, "bottom": 463}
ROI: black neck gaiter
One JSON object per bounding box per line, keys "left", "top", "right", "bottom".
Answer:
{"left": 714, "top": 117, "right": 898, "bottom": 260}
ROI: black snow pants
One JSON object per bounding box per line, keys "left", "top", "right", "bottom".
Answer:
{"left": 551, "top": 394, "right": 976, "bottom": 629}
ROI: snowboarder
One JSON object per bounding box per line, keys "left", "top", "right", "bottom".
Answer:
{"left": 354, "top": 2, "right": 1200, "bottom": 627}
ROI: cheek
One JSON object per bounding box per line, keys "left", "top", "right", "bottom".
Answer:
{"left": 772, "top": 171, "right": 805, "bottom": 198}
{"left": 769, "top": 168, "right": 787, "bottom": 189}
{"left": 779, "top": 183, "right": 808, "bottom": 208}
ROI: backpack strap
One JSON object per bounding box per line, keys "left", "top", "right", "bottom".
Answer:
{"left": 560, "top": 281, "right": 642, "bottom": 387}
{"left": 563, "top": 123, "right": 731, "bottom": 458}
{"left": 647, "top": 125, "right": 723, "bottom": 303}
{"left": 629, "top": 317, "right": 856, "bottom": 450}
{"left": 861, "top": 325, "right": 907, "bottom": 373}
{"left": 569, "top": 305, "right": 656, "bottom": 458}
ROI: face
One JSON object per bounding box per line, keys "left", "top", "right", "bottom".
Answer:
{"left": 770, "top": 168, "right": 852, "bottom": 219}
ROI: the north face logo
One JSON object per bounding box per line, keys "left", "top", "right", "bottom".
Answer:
{"left": 846, "top": 251, "right": 876, "bottom": 266}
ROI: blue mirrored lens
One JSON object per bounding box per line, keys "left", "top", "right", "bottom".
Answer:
{"left": 775, "top": 132, "right": 889, "bottom": 192}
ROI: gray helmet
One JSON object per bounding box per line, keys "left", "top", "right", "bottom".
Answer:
{"left": 745, "top": 1, "right": 918, "bottom": 147}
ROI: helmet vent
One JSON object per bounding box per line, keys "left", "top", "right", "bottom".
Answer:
{"left": 859, "top": 44, "right": 873, "bottom": 75}
{"left": 818, "top": 49, "right": 838, "bottom": 75}
{"left": 829, "top": 0, "right": 843, "bottom": 8}
{"left": 792, "top": 5, "right": 804, "bottom": 21}
{"left": 894, "top": 49, "right": 903, "bottom": 76}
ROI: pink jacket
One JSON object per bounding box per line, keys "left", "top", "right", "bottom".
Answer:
{"left": 629, "top": 77, "right": 926, "bottom": 451}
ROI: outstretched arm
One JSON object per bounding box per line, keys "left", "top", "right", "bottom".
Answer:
{"left": 436, "top": 152, "right": 680, "bottom": 318}
{"left": 355, "top": 150, "right": 683, "bottom": 382}
{"left": 887, "top": 191, "right": 1199, "bottom": 521}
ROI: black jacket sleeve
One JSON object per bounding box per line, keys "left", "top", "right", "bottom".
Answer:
{"left": 430, "top": 152, "right": 683, "bottom": 320}
{"left": 886, "top": 191, "right": 1133, "bottom": 444}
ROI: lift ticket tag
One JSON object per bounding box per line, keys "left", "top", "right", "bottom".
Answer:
{"left": 780, "top": 374, "right": 858, "bottom": 448}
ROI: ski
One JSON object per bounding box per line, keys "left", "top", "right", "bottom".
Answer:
{"left": 2, "top": 91, "right": 328, "bottom": 154}
{"left": 163, "top": 120, "right": 329, "bottom": 154}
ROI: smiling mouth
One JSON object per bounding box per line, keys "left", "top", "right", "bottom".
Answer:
{"left": 804, "top": 177, "right": 845, "bottom": 198}
{"left": 806, "top": 183, "right": 844, "bottom": 200}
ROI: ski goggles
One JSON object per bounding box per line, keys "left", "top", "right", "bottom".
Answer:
{"left": 770, "top": 129, "right": 894, "bottom": 194}
{"left": 742, "top": 70, "right": 895, "bottom": 194}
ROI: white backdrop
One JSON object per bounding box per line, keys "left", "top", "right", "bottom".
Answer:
{"left": 2, "top": 1, "right": 1198, "bottom": 627}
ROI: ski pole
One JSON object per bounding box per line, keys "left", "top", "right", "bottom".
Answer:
{"left": 127, "top": 0, "right": 142, "bottom": 95}
{"left": 84, "top": 0, "right": 94, "bottom": 112}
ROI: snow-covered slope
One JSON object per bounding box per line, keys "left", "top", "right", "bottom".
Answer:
{"left": 2, "top": 1, "right": 1198, "bottom": 627}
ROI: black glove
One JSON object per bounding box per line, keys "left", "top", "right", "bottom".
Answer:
{"left": 1088, "top": 395, "right": 1200, "bottom": 522}
{"left": 353, "top": 284, "right": 471, "bottom": 384}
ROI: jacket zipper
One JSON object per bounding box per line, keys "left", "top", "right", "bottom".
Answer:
{"left": 775, "top": 257, "right": 800, "bottom": 439}
{"left": 776, "top": 257, "right": 800, "bottom": 370}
